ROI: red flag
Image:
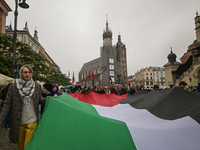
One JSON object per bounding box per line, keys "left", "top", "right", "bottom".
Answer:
{"left": 90, "top": 73, "right": 93, "bottom": 80}
{"left": 125, "top": 82, "right": 129, "bottom": 87}
{"left": 90, "top": 73, "right": 94, "bottom": 87}
{"left": 125, "top": 82, "right": 130, "bottom": 91}
{"left": 72, "top": 72, "right": 75, "bottom": 85}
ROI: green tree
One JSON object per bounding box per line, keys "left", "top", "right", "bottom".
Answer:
{"left": 0, "top": 34, "right": 13, "bottom": 76}
{"left": 0, "top": 34, "right": 70, "bottom": 85}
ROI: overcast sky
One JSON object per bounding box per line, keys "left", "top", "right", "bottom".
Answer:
{"left": 5, "top": 0, "right": 200, "bottom": 82}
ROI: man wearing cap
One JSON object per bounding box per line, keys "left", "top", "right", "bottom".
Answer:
{"left": 0, "top": 65, "right": 46, "bottom": 150}
{"left": 179, "top": 81, "right": 187, "bottom": 90}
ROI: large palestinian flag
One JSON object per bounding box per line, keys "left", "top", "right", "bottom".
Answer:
{"left": 25, "top": 87, "right": 200, "bottom": 150}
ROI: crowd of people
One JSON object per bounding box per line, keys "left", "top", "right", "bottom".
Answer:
{"left": 0, "top": 64, "right": 200, "bottom": 150}
{"left": 60, "top": 84, "right": 135, "bottom": 95}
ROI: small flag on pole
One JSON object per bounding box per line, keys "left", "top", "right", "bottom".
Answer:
{"left": 125, "top": 82, "right": 130, "bottom": 91}
{"left": 90, "top": 73, "right": 94, "bottom": 87}
{"left": 72, "top": 72, "right": 75, "bottom": 85}
{"left": 110, "top": 77, "right": 113, "bottom": 85}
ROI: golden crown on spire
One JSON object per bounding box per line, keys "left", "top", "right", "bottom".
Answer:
{"left": 106, "top": 14, "right": 108, "bottom": 25}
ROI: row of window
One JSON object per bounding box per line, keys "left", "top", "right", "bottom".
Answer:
{"left": 146, "top": 81, "right": 154, "bottom": 85}
{"left": 155, "top": 71, "right": 164, "bottom": 74}
{"left": 81, "top": 68, "right": 100, "bottom": 79}
{"left": 146, "top": 81, "right": 166, "bottom": 86}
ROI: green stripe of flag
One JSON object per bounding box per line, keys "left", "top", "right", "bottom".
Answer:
{"left": 25, "top": 93, "right": 136, "bottom": 150}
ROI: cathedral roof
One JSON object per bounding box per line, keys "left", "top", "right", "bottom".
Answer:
{"left": 80, "top": 57, "right": 101, "bottom": 72}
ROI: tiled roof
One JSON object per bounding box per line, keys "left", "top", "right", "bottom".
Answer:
{"left": 80, "top": 57, "right": 101, "bottom": 72}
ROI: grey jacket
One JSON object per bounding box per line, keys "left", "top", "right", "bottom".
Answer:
{"left": 0, "top": 82, "right": 45, "bottom": 143}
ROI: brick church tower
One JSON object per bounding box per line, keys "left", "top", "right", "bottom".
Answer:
{"left": 78, "top": 16, "right": 127, "bottom": 87}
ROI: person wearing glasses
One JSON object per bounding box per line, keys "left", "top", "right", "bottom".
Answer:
{"left": 0, "top": 64, "right": 46, "bottom": 150}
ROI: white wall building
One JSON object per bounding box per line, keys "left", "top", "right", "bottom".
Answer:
{"left": 153, "top": 67, "right": 166, "bottom": 89}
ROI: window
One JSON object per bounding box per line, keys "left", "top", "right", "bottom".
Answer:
{"left": 111, "top": 77, "right": 115, "bottom": 83}
{"left": 110, "top": 71, "right": 114, "bottom": 76}
{"left": 110, "top": 65, "right": 114, "bottom": 70}
{"left": 146, "top": 81, "right": 149, "bottom": 85}
{"left": 146, "top": 73, "right": 148, "bottom": 76}
{"left": 150, "top": 77, "right": 152, "bottom": 79}
{"left": 121, "top": 57, "right": 125, "bottom": 61}
{"left": 150, "top": 81, "right": 153, "bottom": 85}
{"left": 146, "top": 77, "right": 148, "bottom": 79}
{"left": 150, "top": 73, "right": 152, "bottom": 75}
{"left": 109, "top": 58, "right": 114, "bottom": 63}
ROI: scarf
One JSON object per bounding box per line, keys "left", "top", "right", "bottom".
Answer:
{"left": 16, "top": 65, "right": 35, "bottom": 106}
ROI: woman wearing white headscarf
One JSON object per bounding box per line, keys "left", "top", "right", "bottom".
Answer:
{"left": 0, "top": 64, "right": 46, "bottom": 150}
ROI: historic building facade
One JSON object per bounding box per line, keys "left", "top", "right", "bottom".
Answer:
{"left": 135, "top": 66, "right": 165, "bottom": 90}
{"left": 153, "top": 67, "right": 166, "bottom": 89}
{"left": 0, "top": 0, "right": 11, "bottom": 34}
{"left": 78, "top": 18, "right": 127, "bottom": 88}
{"left": 164, "top": 12, "right": 200, "bottom": 88}
{"left": 6, "top": 22, "right": 61, "bottom": 73}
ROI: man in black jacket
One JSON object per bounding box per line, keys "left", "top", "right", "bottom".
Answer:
{"left": 120, "top": 85, "right": 127, "bottom": 95}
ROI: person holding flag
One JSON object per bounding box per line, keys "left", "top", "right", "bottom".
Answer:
{"left": 119, "top": 84, "right": 128, "bottom": 95}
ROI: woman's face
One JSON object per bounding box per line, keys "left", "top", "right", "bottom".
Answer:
{"left": 42, "top": 87, "right": 49, "bottom": 94}
{"left": 53, "top": 86, "right": 57, "bottom": 92}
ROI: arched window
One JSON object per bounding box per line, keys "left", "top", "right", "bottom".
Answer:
{"left": 94, "top": 69, "right": 96, "bottom": 75}
{"left": 121, "top": 57, "right": 125, "bottom": 61}
{"left": 84, "top": 72, "right": 86, "bottom": 78}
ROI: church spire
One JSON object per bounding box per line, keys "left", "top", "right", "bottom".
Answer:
{"left": 103, "top": 15, "right": 112, "bottom": 40}
{"left": 116, "top": 34, "right": 125, "bottom": 48}
{"left": 167, "top": 47, "right": 177, "bottom": 63}
{"left": 106, "top": 15, "right": 109, "bottom": 31}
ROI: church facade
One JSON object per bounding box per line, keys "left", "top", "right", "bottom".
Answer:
{"left": 164, "top": 12, "right": 200, "bottom": 88}
{"left": 78, "top": 19, "right": 127, "bottom": 88}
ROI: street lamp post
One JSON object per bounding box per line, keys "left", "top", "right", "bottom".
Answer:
{"left": 11, "top": 0, "right": 29, "bottom": 78}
